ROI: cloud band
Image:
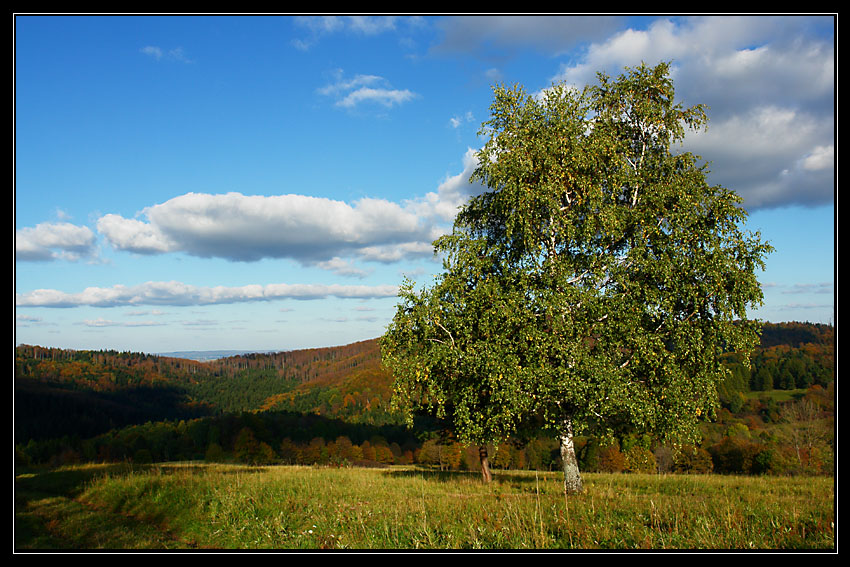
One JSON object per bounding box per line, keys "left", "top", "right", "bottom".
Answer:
{"left": 16, "top": 281, "right": 400, "bottom": 308}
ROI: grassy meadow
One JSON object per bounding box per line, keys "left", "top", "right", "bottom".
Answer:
{"left": 15, "top": 461, "right": 835, "bottom": 551}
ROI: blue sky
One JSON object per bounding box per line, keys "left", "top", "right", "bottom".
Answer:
{"left": 15, "top": 15, "right": 835, "bottom": 354}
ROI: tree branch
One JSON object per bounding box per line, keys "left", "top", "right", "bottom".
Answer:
{"left": 433, "top": 319, "right": 456, "bottom": 349}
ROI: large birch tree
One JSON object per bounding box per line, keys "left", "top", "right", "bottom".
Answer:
{"left": 382, "top": 62, "right": 772, "bottom": 492}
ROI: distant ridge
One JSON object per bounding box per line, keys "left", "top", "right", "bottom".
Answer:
{"left": 157, "top": 339, "right": 384, "bottom": 363}
{"left": 156, "top": 350, "right": 276, "bottom": 362}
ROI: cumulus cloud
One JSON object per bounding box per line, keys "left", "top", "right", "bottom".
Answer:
{"left": 434, "top": 16, "right": 833, "bottom": 212}
{"left": 25, "top": 146, "right": 485, "bottom": 269}
{"left": 547, "top": 15, "right": 834, "bottom": 211}
{"left": 407, "top": 147, "right": 487, "bottom": 222}
{"left": 802, "top": 145, "right": 834, "bottom": 172}
{"left": 96, "top": 214, "right": 175, "bottom": 254}
{"left": 685, "top": 106, "right": 834, "bottom": 209}
{"left": 97, "top": 191, "right": 436, "bottom": 264}
{"left": 16, "top": 222, "right": 97, "bottom": 262}
{"left": 16, "top": 281, "right": 400, "bottom": 308}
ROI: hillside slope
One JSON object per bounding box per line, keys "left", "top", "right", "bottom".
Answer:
{"left": 15, "top": 338, "right": 394, "bottom": 443}
{"left": 15, "top": 322, "right": 835, "bottom": 446}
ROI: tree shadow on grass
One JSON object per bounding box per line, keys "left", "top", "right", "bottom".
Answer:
{"left": 15, "top": 462, "right": 213, "bottom": 551}
{"left": 386, "top": 467, "right": 546, "bottom": 486}
{"left": 15, "top": 463, "right": 138, "bottom": 500}
{"left": 157, "top": 462, "right": 269, "bottom": 476}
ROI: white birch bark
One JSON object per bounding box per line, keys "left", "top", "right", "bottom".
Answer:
{"left": 559, "top": 416, "right": 583, "bottom": 494}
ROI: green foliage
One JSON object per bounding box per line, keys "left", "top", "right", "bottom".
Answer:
{"left": 14, "top": 319, "right": 833, "bottom": 478}
{"left": 204, "top": 442, "right": 224, "bottom": 463}
{"left": 672, "top": 444, "right": 714, "bottom": 474}
{"left": 708, "top": 436, "right": 774, "bottom": 475}
{"left": 15, "top": 339, "right": 399, "bottom": 447}
{"left": 383, "top": 63, "right": 773, "bottom": 492}
{"left": 624, "top": 445, "right": 657, "bottom": 474}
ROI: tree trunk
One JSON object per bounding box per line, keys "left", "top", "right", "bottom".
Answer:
{"left": 478, "top": 444, "right": 493, "bottom": 483}
{"left": 559, "top": 417, "right": 583, "bottom": 494}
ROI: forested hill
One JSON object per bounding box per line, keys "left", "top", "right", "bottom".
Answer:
{"left": 757, "top": 321, "right": 834, "bottom": 348}
{"left": 15, "top": 338, "right": 383, "bottom": 386}
{"left": 14, "top": 322, "right": 834, "bottom": 446}
{"left": 14, "top": 338, "right": 394, "bottom": 444}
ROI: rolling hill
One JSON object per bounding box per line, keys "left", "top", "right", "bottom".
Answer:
{"left": 15, "top": 322, "right": 834, "bottom": 448}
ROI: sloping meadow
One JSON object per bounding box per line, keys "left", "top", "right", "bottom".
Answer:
{"left": 17, "top": 462, "right": 835, "bottom": 550}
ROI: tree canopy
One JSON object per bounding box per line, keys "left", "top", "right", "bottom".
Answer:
{"left": 381, "top": 62, "right": 773, "bottom": 492}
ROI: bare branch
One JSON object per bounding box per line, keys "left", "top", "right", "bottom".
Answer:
{"left": 433, "top": 318, "right": 456, "bottom": 349}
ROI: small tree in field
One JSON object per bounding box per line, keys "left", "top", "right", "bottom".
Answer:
{"left": 382, "top": 62, "right": 771, "bottom": 493}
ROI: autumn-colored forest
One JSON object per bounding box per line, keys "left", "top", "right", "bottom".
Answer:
{"left": 15, "top": 322, "right": 834, "bottom": 477}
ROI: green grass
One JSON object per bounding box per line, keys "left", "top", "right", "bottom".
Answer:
{"left": 15, "top": 462, "right": 835, "bottom": 550}
{"left": 745, "top": 388, "right": 808, "bottom": 403}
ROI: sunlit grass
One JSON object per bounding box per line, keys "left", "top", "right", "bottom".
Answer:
{"left": 16, "top": 462, "right": 835, "bottom": 550}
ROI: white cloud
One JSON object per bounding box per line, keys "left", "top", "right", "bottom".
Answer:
{"left": 318, "top": 70, "right": 417, "bottom": 110}
{"left": 16, "top": 280, "right": 400, "bottom": 308}
{"left": 407, "top": 147, "right": 486, "bottom": 222}
{"left": 126, "top": 309, "right": 167, "bottom": 316}
{"left": 781, "top": 282, "right": 834, "bottom": 295}
{"left": 685, "top": 106, "right": 834, "bottom": 209}
{"left": 357, "top": 241, "right": 436, "bottom": 263}
{"left": 316, "top": 72, "right": 384, "bottom": 97}
{"left": 98, "top": 191, "right": 434, "bottom": 263}
{"left": 140, "top": 45, "right": 163, "bottom": 59}
{"left": 166, "top": 47, "right": 192, "bottom": 63}
{"left": 16, "top": 222, "right": 97, "bottom": 262}
{"left": 549, "top": 15, "right": 834, "bottom": 211}
{"left": 552, "top": 16, "right": 834, "bottom": 107}
{"left": 346, "top": 15, "right": 399, "bottom": 35}
{"left": 449, "top": 111, "right": 475, "bottom": 129}
{"left": 295, "top": 15, "right": 400, "bottom": 37}
{"left": 33, "top": 144, "right": 485, "bottom": 270}
{"left": 140, "top": 45, "right": 193, "bottom": 63}
{"left": 92, "top": 142, "right": 489, "bottom": 267}
{"left": 336, "top": 86, "right": 416, "bottom": 109}
{"left": 432, "top": 15, "right": 835, "bottom": 211}
{"left": 313, "top": 257, "right": 373, "bottom": 279}
{"left": 292, "top": 16, "right": 420, "bottom": 50}
{"left": 802, "top": 145, "right": 834, "bottom": 172}
{"left": 16, "top": 314, "right": 43, "bottom": 324}
{"left": 96, "top": 214, "right": 175, "bottom": 254}
{"left": 81, "top": 318, "right": 166, "bottom": 328}
{"left": 773, "top": 302, "right": 834, "bottom": 312}
{"left": 295, "top": 15, "right": 346, "bottom": 34}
